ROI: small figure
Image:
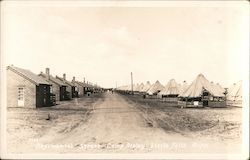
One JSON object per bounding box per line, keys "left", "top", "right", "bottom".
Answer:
{"left": 46, "top": 113, "right": 51, "bottom": 120}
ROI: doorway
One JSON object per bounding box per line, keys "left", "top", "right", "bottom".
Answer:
{"left": 203, "top": 100, "right": 208, "bottom": 107}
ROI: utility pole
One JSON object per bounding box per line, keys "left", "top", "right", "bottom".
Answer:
{"left": 83, "top": 77, "right": 86, "bottom": 95}
{"left": 131, "top": 72, "right": 134, "bottom": 95}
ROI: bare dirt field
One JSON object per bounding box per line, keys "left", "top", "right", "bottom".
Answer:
{"left": 121, "top": 94, "right": 242, "bottom": 141}
{"left": 6, "top": 92, "right": 242, "bottom": 154}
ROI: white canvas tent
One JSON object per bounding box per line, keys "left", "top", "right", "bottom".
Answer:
{"left": 117, "top": 85, "right": 130, "bottom": 91}
{"left": 138, "top": 83, "right": 144, "bottom": 92}
{"left": 141, "top": 81, "right": 151, "bottom": 93}
{"left": 133, "top": 83, "right": 140, "bottom": 92}
{"left": 226, "top": 81, "right": 242, "bottom": 107}
{"left": 179, "top": 81, "right": 189, "bottom": 95}
{"left": 178, "top": 74, "right": 226, "bottom": 107}
{"left": 179, "top": 74, "right": 225, "bottom": 98}
{"left": 126, "top": 85, "right": 132, "bottom": 91}
{"left": 216, "top": 83, "right": 225, "bottom": 95}
{"left": 210, "top": 82, "right": 225, "bottom": 96}
{"left": 147, "top": 80, "right": 164, "bottom": 95}
{"left": 158, "top": 79, "right": 180, "bottom": 96}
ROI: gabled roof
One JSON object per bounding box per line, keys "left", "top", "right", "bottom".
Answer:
{"left": 56, "top": 76, "right": 75, "bottom": 86}
{"left": 80, "top": 81, "right": 92, "bottom": 87}
{"left": 73, "top": 81, "right": 84, "bottom": 87}
{"left": 39, "top": 73, "right": 66, "bottom": 86}
{"left": 147, "top": 80, "right": 164, "bottom": 95}
{"left": 158, "top": 79, "right": 180, "bottom": 95}
{"left": 179, "top": 74, "right": 225, "bottom": 98}
{"left": 7, "top": 65, "right": 50, "bottom": 85}
{"left": 85, "top": 82, "right": 93, "bottom": 88}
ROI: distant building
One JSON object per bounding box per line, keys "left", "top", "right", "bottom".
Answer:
{"left": 56, "top": 74, "right": 77, "bottom": 99}
{"left": 72, "top": 77, "right": 84, "bottom": 97}
{"left": 7, "top": 65, "right": 55, "bottom": 108}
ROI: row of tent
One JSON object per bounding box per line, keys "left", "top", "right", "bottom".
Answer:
{"left": 116, "top": 74, "right": 242, "bottom": 107}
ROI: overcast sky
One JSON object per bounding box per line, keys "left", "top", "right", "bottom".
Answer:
{"left": 2, "top": 1, "right": 248, "bottom": 88}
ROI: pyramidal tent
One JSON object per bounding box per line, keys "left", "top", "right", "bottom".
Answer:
{"left": 118, "top": 85, "right": 130, "bottom": 91}
{"left": 216, "top": 83, "right": 225, "bottom": 94}
{"left": 133, "top": 83, "right": 140, "bottom": 92}
{"left": 210, "top": 82, "right": 225, "bottom": 96}
{"left": 179, "top": 74, "right": 225, "bottom": 98}
{"left": 227, "top": 81, "right": 242, "bottom": 101}
{"left": 147, "top": 80, "right": 164, "bottom": 95}
{"left": 125, "top": 85, "right": 131, "bottom": 91}
{"left": 117, "top": 85, "right": 123, "bottom": 90}
{"left": 141, "top": 81, "right": 151, "bottom": 93}
{"left": 138, "top": 83, "right": 144, "bottom": 92}
{"left": 158, "top": 79, "right": 180, "bottom": 96}
{"left": 179, "top": 81, "right": 189, "bottom": 95}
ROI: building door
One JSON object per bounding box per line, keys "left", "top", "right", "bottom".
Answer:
{"left": 60, "top": 86, "right": 67, "bottom": 100}
{"left": 203, "top": 100, "right": 208, "bottom": 106}
{"left": 17, "top": 87, "right": 24, "bottom": 107}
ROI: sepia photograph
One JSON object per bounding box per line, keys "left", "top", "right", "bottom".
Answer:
{"left": 0, "top": 0, "right": 249, "bottom": 159}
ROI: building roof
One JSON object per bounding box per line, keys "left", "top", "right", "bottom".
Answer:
{"left": 158, "top": 79, "right": 180, "bottom": 95}
{"left": 7, "top": 65, "right": 50, "bottom": 85}
{"left": 56, "top": 76, "right": 75, "bottom": 86}
{"left": 179, "top": 74, "right": 225, "bottom": 98}
{"left": 78, "top": 81, "right": 85, "bottom": 87}
{"left": 39, "top": 73, "right": 66, "bottom": 86}
{"left": 72, "top": 81, "right": 84, "bottom": 87}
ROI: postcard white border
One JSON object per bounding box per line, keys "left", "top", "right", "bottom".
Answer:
{"left": 1, "top": 1, "right": 249, "bottom": 159}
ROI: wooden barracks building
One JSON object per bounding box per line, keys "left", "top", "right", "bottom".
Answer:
{"left": 7, "top": 65, "right": 54, "bottom": 108}
{"left": 7, "top": 65, "right": 101, "bottom": 108}
{"left": 39, "top": 68, "right": 69, "bottom": 102}
{"left": 56, "top": 74, "right": 78, "bottom": 98}
{"left": 72, "top": 77, "right": 84, "bottom": 97}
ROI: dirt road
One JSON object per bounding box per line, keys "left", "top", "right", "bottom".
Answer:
{"left": 7, "top": 92, "right": 242, "bottom": 154}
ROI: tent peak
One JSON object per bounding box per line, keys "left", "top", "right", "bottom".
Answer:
{"left": 198, "top": 73, "right": 205, "bottom": 77}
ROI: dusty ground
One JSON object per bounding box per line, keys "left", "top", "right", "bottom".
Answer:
{"left": 7, "top": 92, "right": 242, "bottom": 154}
